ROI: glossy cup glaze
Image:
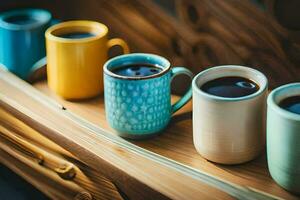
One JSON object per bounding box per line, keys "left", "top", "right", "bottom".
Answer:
{"left": 104, "top": 53, "right": 193, "bottom": 139}
{"left": 193, "top": 65, "right": 268, "bottom": 164}
{"left": 0, "top": 9, "right": 52, "bottom": 79}
{"left": 267, "top": 83, "right": 300, "bottom": 194}
{"left": 46, "top": 20, "right": 129, "bottom": 99}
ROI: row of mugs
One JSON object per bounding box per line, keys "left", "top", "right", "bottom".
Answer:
{"left": 0, "top": 8, "right": 129, "bottom": 94}
{"left": 100, "top": 53, "right": 300, "bottom": 194}
{"left": 0, "top": 9, "right": 299, "bottom": 194}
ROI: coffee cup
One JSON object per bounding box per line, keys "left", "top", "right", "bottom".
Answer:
{"left": 267, "top": 83, "right": 300, "bottom": 194}
{"left": 0, "top": 9, "right": 54, "bottom": 79}
{"left": 192, "top": 65, "right": 268, "bottom": 164}
{"left": 46, "top": 20, "right": 129, "bottom": 99}
{"left": 103, "top": 53, "right": 193, "bottom": 139}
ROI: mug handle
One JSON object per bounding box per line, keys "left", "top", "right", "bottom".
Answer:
{"left": 28, "top": 57, "right": 47, "bottom": 82}
{"left": 107, "top": 38, "right": 130, "bottom": 54}
{"left": 170, "top": 67, "right": 194, "bottom": 114}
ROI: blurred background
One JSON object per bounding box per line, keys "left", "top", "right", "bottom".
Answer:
{"left": 0, "top": 0, "right": 299, "bottom": 198}
{"left": 1, "top": 0, "right": 300, "bottom": 92}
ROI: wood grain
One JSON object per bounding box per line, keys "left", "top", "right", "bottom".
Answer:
{"left": 0, "top": 113, "right": 124, "bottom": 200}
{"left": 2, "top": 0, "right": 299, "bottom": 92}
{"left": 28, "top": 80, "right": 299, "bottom": 200}
{"left": 0, "top": 134, "right": 91, "bottom": 200}
{"left": 264, "top": 0, "right": 300, "bottom": 43}
{"left": 176, "top": 0, "right": 300, "bottom": 89}
{"left": 0, "top": 69, "right": 238, "bottom": 200}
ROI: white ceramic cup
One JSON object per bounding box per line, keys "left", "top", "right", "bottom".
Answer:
{"left": 192, "top": 65, "right": 268, "bottom": 164}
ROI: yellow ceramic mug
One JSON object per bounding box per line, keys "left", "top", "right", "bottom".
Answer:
{"left": 45, "top": 20, "right": 129, "bottom": 99}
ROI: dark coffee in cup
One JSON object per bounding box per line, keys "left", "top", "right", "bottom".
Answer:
{"left": 110, "top": 63, "right": 163, "bottom": 77}
{"left": 5, "top": 15, "right": 38, "bottom": 25}
{"left": 59, "top": 32, "right": 96, "bottom": 39}
{"left": 279, "top": 96, "right": 300, "bottom": 114}
{"left": 200, "top": 76, "right": 259, "bottom": 98}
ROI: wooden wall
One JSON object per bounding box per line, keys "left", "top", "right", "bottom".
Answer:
{"left": 1, "top": 0, "right": 299, "bottom": 93}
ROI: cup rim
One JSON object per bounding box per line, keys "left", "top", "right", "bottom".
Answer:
{"left": 45, "top": 20, "right": 108, "bottom": 43}
{"left": 103, "top": 53, "right": 171, "bottom": 80}
{"left": 268, "top": 83, "right": 300, "bottom": 121}
{"left": 192, "top": 65, "right": 268, "bottom": 102}
{"left": 0, "top": 8, "right": 51, "bottom": 30}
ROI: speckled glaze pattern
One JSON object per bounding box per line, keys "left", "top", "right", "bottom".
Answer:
{"left": 104, "top": 53, "right": 193, "bottom": 138}
{"left": 105, "top": 73, "right": 171, "bottom": 134}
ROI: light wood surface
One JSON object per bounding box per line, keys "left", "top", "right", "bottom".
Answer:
{"left": 0, "top": 108, "right": 125, "bottom": 200}
{"left": 33, "top": 80, "right": 299, "bottom": 200}
{"left": 0, "top": 68, "right": 298, "bottom": 199}
{"left": 1, "top": 69, "right": 233, "bottom": 200}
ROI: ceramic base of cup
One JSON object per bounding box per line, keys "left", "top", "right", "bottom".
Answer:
{"left": 269, "top": 162, "right": 300, "bottom": 194}
{"left": 51, "top": 88, "right": 102, "bottom": 101}
{"left": 115, "top": 131, "right": 163, "bottom": 140}
{"left": 111, "top": 125, "right": 167, "bottom": 140}
{"left": 194, "top": 146, "right": 263, "bottom": 165}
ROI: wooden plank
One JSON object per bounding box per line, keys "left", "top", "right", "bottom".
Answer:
{"left": 0, "top": 134, "right": 91, "bottom": 200}
{"left": 32, "top": 81, "right": 298, "bottom": 200}
{"left": 0, "top": 116, "right": 124, "bottom": 200}
{"left": 0, "top": 67, "right": 287, "bottom": 199}
{"left": 0, "top": 69, "right": 236, "bottom": 199}
{"left": 0, "top": 71, "right": 168, "bottom": 200}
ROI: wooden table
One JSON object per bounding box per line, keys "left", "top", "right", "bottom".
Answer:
{"left": 0, "top": 68, "right": 298, "bottom": 199}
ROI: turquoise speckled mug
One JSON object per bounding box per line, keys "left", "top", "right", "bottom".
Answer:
{"left": 267, "top": 83, "right": 300, "bottom": 194}
{"left": 104, "top": 53, "right": 193, "bottom": 139}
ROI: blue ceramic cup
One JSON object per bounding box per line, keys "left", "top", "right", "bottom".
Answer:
{"left": 267, "top": 83, "right": 300, "bottom": 194}
{"left": 104, "top": 53, "right": 193, "bottom": 139}
{"left": 0, "top": 9, "right": 52, "bottom": 79}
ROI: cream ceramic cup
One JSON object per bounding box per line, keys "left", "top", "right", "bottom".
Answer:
{"left": 192, "top": 65, "right": 268, "bottom": 164}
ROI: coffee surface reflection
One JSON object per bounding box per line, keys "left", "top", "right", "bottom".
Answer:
{"left": 111, "top": 64, "right": 163, "bottom": 77}
{"left": 200, "top": 76, "right": 259, "bottom": 98}
{"left": 279, "top": 96, "right": 300, "bottom": 114}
